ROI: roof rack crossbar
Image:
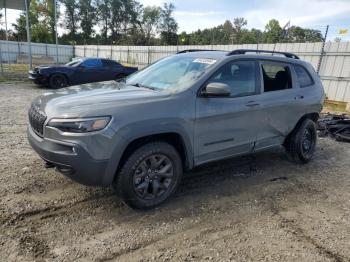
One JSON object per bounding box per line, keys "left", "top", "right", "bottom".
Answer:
{"left": 176, "top": 49, "right": 217, "bottom": 54}
{"left": 227, "top": 49, "right": 300, "bottom": 59}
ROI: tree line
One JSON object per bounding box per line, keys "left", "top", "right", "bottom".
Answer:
{"left": 0, "top": 1, "right": 323, "bottom": 45}
{"left": 180, "top": 18, "right": 323, "bottom": 45}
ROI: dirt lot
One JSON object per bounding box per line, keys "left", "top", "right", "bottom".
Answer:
{"left": 0, "top": 82, "right": 350, "bottom": 262}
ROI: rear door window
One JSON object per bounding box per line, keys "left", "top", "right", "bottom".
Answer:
{"left": 81, "top": 59, "right": 102, "bottom": 68}
{"left": 261, "top": 63, "right": 292, "bottom": 92}
{"left": 294, "top": 65, "right": 313, "bottom": 87}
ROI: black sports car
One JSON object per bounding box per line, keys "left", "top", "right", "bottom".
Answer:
{"left": 29, "top": 57, "right": 138, "bottom": 89}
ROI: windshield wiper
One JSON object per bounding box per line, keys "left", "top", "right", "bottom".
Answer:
{"left": 130, "top": 83, "right": 155, "bottom": 90}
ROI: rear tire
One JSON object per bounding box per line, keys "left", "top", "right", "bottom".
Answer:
{"left": 113, "top": 142, "right": 183, "bottom": 210}
{"left": 284, "top": 119, "right": 317, "bottom": 163}
{"left": 49, "top": 73, "right": 68, "bottom": 89}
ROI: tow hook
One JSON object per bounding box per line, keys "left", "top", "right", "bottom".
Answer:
{"left": 44, "top": 161, "right": 55, "bottom": 169}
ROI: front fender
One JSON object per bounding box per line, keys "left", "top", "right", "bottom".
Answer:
{"left": 41, "top": 68, "right": 74, "bottom": 79}
{"left": 101, "top": 119, "right": 194, "bottom": 186}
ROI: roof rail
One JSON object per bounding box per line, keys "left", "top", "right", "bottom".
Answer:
{"left": 227, "top": 49, "right": 300, "bottom": 59}
{"left": 176, "top": 49, "right": 217, "bottom": 54}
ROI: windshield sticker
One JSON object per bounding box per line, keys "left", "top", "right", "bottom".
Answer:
{"left": 193, "top": 58, "right": 217, "bottom": 65}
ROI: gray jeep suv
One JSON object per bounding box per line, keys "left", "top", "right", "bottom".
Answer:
{"left": 28, "top": 49, "right": 325, "bottom": 209}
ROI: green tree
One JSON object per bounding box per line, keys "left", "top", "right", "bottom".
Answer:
{"left": 40, "top": 0, "right": 60, "bottom": 43}
{"left": 12, "top": 0, "right": 51, "bottom": 43}
{"left": 12, "top": 0, "right": 38, "bottom": 41}
{"left": 96, "top": 0, "right": 112, "bottom": 44}
{"left": 276, "top": 25, "right": 323, "bottom": 43}
{"left": 79, "top": 0, "right": 96, "bottom": 42}
{"left": 142, "top": 6, "right": 161, "bottom": 45}
{"left": 303, "top": 28, "right": 323, "bottom": 42}
{"left": 178, "top": 31, "right": 190, "bottom": 45}
{"left": 159, "top": 3, "right": 178, "bottom": 45}
{"left": 31, "top": 22, "right": 52, "bottom": 43}
{"left": 223, "top": 20, "right": 234, "bottom": 44}
{"left": 109, "top": 0, "right": 122, "bottom": 41}
{"left": 128, "top": 2, "right": 147, "bottom": 45}
{"left": 232, "top": 17, "right": 247, "bottom": 43}
{"left": 121, "top": 0, "right": 143, "bottom": 44}
{"left": 264, "top": 19, "right": 282, "bottom": 43}
{"left": 61, "top": 0, "right": 80, "bottom": 43}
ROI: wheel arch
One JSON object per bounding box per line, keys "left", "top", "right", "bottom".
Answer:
{"left": 117, "top": 132, "right": 192, "bottom": 174}
{"left": 49, "top": 72, "right": 70, "bottom": 85}
{"left": 101, "top": 130, "right": 193, "bottom": 186}
{"left": 284, "top": 112, "right": 319, "bottom": 145}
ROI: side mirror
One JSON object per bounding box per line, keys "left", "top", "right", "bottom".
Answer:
{"left": 202, "top": 82, "right": 231, "bottom": 97}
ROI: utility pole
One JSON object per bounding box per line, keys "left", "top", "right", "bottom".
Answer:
{"left": 0, "top": 40, "right": 3, "bottom": 74}
{"left": 24, "top": 0, "right": 32, "bottom": 69}
{"left": 317, "top": 25, "right": 329, "bottom": 74}
{"left": 54, "top": 0, "right": 59, "bottom": 63}
{"left": 4, "top": 0, "right": 10, "bottom": 67}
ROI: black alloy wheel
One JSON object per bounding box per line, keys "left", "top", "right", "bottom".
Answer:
{"left": 133, "top": 154, "right": 174, "bottom": 200}
{"left": 114, "top": 142, "right": 183, "bottom": 209}
{"left": 49, "top": 74, "right": 68, "bottom": 89}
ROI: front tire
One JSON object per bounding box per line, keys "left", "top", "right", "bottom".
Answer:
{"left": 49, "top": 73, "right": 68, "bottom": 89}
{"left": 115, "top": 73, "right": 126, "bottom": 81}
{"left": 284, "top": 119, "right": 317, "bottom": 163}
{"left": 113, "top": 142, "right": 183, "bottom": 209}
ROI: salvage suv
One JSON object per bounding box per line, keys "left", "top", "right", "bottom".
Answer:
{"left": 28, "top": 49, "right": 325, "bottom": 209}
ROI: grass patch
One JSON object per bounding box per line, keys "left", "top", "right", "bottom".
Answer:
{"left": 0, "top": 75, "right": 28, "bottom": 82}
{"left": 0, "top": 63, "right": 30, "bottom": 73}
{"left": 0, "top": 63, "right": 31, "bottom": 82}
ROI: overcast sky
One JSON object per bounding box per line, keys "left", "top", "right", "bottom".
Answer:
{"left": 1, "top": 0, "right": 349, "bottom": 39}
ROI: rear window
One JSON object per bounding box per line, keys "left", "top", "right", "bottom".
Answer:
{"left": 294, "top": 65, "right": 313, "bottom": 87}
{"left": 261, "top": 63, "right": 292, "bottom": 92}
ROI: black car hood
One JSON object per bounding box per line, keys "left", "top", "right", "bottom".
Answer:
{"left": 32, "top": 81, "right": 170, "bottom": 118}
{"left": 35, "top": 64, "right": 71, "bottom": 71}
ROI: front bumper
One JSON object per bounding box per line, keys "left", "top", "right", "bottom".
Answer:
{"left": 27, "top": 126, "right": 109, "bottom": 186}
{"left": 28, "top": 71, "right": 47, "bottom": 85}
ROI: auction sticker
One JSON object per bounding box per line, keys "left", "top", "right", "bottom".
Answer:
{"left": 193, "top": 58, "right": 217, "bottom": 65}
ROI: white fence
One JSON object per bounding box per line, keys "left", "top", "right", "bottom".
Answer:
{"left": 0, "top": 40, "right": 349, "bottom": 104}
{"left": 0, "top": 40, "right": 74, "bottom": 64}
{"left": 75, "top": 42, "right": 350, "bottom": 104}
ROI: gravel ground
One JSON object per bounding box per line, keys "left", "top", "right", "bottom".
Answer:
{"left": 0, "top": 82, "right": 350, "bottom": 262}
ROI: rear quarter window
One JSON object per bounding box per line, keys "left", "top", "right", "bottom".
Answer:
{"left": 294, "top": 65, "right": 314, "bottom": 87}
{"left": 102, "top": 60, "right": 121, "bottom": 67}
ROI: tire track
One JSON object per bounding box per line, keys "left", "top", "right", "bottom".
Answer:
{"left": 2, "top": 192, "right": 115, "bottom": 227}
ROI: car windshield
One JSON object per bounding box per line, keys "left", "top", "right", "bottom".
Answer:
{"left": 126, "top": 55, "right": 217, "bottom": 91}
{"left": 65, "top": 59, "right": 82, "bottom": 67}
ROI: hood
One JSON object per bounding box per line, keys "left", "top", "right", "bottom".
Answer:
{"left": 34, "top": 64, "right": 72, "bottom": 72}
{"left": 36, "top": 64, "right": 65, "bottom": 69}
{"left": 32, "top": 81, "right": 170, "bottom": 118}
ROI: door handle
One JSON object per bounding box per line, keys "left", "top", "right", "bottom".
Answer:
{"left": 294, "top": 95, "right": 304, "bottom": 100}
{"left": 245, "top": 101, "right": 260, "bottom": 107}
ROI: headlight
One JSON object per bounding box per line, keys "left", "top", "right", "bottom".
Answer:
{"left": 47, "top": 116, "right": 111, "bottom": 133}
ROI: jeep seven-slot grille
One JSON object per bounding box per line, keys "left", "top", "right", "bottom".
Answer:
{"left": 28, "top": 105, "right": 47, "bottom": 136}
